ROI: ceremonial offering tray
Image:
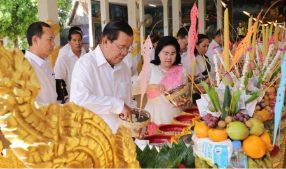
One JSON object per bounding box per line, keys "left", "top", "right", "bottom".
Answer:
{"left": 172, "top": 114, "right": 198, "bottom": 126}
{"left": 182, "top": 107, "right": 200, "bottom": 116}
{"left": 143, "top": 134, "right": 172, "bottom": 146}
{"left": 165, "top": 84, "right": 191, "bottom": 107}
{"left": 119, "top": 108, "right": 151, "bottom": 138}
{"left": 156, "top": 124, "right": 188, "bottom": 135}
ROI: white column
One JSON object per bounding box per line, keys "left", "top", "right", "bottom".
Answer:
{"left": 128, "top": 0, "right": 138, "bottom": 29}
{"left": 162, "top": 0, "right": 169, "bottom": 36}
{"left": 139, "top": 0, "right": 145, "bottom": 40}
{"left": 128, "top": 0, "right": 140, "bottom": 75}
{"left": 100, "top": 0, "right": 110, "bottom": 30}
{"left": 87, "top": 0, "right": 94, "bottom": 48}
{"left": 37, "top": 0, "right": 60, "bottom": 67}
{"left": 217, "top": 0, "right": 223, "bottom": 30}
{"left": 172, "top": 0, "right": 181, "bottom": 36}
{"left": 198, "top": 0, "right": 206, "bottom": 34}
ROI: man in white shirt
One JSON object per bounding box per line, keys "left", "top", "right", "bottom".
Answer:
{"left": 24, "top": 21, "right": 57, "bottom": 104}
{"left": 58, "top": 27, "right": 86, "bottom": 59}
{"left": 205, "top": 28, "right": 224, "bottom": 73}
{"left": 70, "top": 21, "right": 135, "bottom": 134}
{"left": 176, "top": 26, "right": 190, "bottom": 74}
{"left": 54, "top": 27, "right": 85, "bottom": 103}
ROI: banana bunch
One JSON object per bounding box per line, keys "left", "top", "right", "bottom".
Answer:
{"left": 195, "top": 155, "right": 211, "bottom": 168}
{"left": 248, "top": 151, "right": 272, "bottom": 168}
{"left": 0, "top": 44, "right": 140, "bottom": 168}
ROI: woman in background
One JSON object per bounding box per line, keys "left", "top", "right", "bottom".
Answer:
{"left": 139, "top": 36, "right": 188, "bottom": 125}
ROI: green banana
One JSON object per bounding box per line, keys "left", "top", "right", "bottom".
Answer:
{"left": 248, "top": 157, "right": 259, "bottom": 168}
{"left": 263, "top": 157, "right": 272, "bottom": 168}
{"left": 200, "top": 160, "right": 209, "bottom": 168}
{"left": 212, "top": 164, "right": 218, "bottom": 168}
{"left": 255, "top": 159, "right": 267, "bottom": 168}
{"left": 195, "top": 156, "right": 202, "bottom": 168}
{"left": 265, "top": 151, "right": 272, "bottom": 161}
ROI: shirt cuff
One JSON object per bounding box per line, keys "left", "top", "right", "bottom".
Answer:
{"left": 110, "top": 98, "right": 124, "bottom": 114}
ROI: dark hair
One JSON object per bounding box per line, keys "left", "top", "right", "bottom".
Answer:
{"left": 26, "top": 21, "right": 51, "bottom": 46}
{"left": 194, "top": 34, "right": 209, "bottom": 56}
{"left": 215, "top": 28, "right": 223, "bottom": 36}
{"left": 68, "top": 26, "right": 82, "bottom": 41}
{"left": 151, "top": 36, "right": 181, "bottom": 65}
{"left": 236, "top": 35, "right": 245, "bottom": 42}
{"left": 177, "top": 26, "right": 190, "bottom": 39}
{"left": 151, "top": 36, "right": 160, "bottom": 44}
{"left": 102, "top": 21, "right": 133, "bottom": 42}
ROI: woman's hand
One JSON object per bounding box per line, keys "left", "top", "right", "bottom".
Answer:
{"left": 155, "top": 84, "right": 166, "bottom": 93}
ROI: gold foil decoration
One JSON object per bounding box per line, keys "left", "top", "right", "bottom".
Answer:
{"left": 0, "top": 44, "right": 139, "bottom": 168}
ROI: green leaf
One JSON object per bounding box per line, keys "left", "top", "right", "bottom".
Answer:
{"left": 270, "top": 65, "right": 281, "bottom": 81}
{"left": 181, "top": 145, "right": 195, "bottom": 168}
{"left": 256, "top": 74, "right": 263, "bottom": 88}
{"left": 136, "top": 145, "right": 142, "bottom": 157}
{"left": 201, "top": 81, "right": 210, "bottom": 93}
{"left": 137, "top": 145, "right": 157, "bottom": 168}
{"left": 231, "top": 90, "right": 241, "bottom": 113}
{"left": 210, "top": 87, "right": 222, "bottom": 112}
{"left": 245, "top": 90, "right": 265, "bottom": 105}
{"left": 222, "top": 85, "right": 231, "bottom": 120}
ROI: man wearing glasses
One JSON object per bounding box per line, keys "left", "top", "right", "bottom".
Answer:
{"left": 70, "top": 21, "right": 135, "bottom": 134}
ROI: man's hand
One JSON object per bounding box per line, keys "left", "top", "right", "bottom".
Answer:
{"left": 119, "top": 104, "right": 132, "bottom": 121}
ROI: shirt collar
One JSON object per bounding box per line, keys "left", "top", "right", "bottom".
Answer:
{"left": 68, "top": 48, "right": 85, "bottom": 58}
{"left": 94, "top": 45, "right": 122, "bottom": 70}
{"left": 25, "top": 51, "right": 45, "bottom": 67}
{"left": 211, "top": 40, "right": 221, "bottom": 48}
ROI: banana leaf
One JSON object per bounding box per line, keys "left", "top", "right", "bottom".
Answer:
{"left": 231, "top": 90, "right": 241, "bottom": 113}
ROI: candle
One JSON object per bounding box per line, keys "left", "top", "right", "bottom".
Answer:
{"left": 265, "top": 25, "right": 269, "bottom": 54}
{"left": 274, "top": 21, "right": 278, "bottom": 49}
{"left": 224, "top": 8, "right": 230, "bottom": 71}
{"left": 247, "top": 16, "right": 253, "bottom": 46}
{"left": 262, "top": 25, "right": 267, "bottom": 57}
{"left": 250, "top": 21, "right": 257, "bottom": 60}
{"left": 269, "top": 22, "right": 273, "bottom": 43}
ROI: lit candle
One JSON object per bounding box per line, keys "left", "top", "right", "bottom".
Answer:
{"left": 269, "top": 22, "right": 273, "bottom": 43}
{"left": 224, "top": 7, "right": 230, "bottom": 71}
{"left": 250, "top": 21, "right": 257, "bottom": 60}
{"left": 274, "top": 21, "right": 278, "bottom": 49}
{"left": 247, "top": 16, "right": 253, "bottom": 46}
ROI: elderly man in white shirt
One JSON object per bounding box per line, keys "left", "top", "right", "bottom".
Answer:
{"left": 205, "top": 28, "right": 224, "bottom": 73}
{"left": 54, "top": 27, "right": 85, "bottom": 103}
{"left": 70, "top": 21, "right": 135, "bottom": 134}
{"left": 24, "top": 21, "right": 57, "bottom": 104}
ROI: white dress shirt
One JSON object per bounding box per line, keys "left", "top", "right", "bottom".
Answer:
{"left": 70, "top": 46, "right": 137, "bottom": 134}
{"left": 58, "top": 43, "right": 86, "bottom": 59}
{"left": 205, "top": 40, "right": 224, "bottom": 74}
{"left": 54, "top": 49, "right": 85, "bottom": 95}
{"left": 180, "top": 52, "right": 192, "bottom": 75}
{"left": 24, "top": 51, "right": 57, "bottom": 104}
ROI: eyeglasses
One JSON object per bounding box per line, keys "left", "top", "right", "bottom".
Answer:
{"left": 110, "top": 41, "right": 133, "bottom": 54}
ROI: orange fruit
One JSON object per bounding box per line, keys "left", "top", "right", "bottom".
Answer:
{"left": 194, "top": 121, "right": 210, "bottom": 138}
{"left": 208, "top": 128, "right": 228, "bottom": 142}
{"left": 255, "top": 110, "right": 270, "bottom": 122}
{"left": 243, "top": 135, "right": 266, "bottom": 159}
{"left": 260, "top": 131, "right": 274, "bottom": 151}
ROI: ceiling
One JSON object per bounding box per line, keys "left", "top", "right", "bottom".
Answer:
{"left": 94, "top": 0, "right": 197, "bottom": 8}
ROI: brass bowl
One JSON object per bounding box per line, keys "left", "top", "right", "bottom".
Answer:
{"left": 165, "top": 84, "right": 191, "bottom": 107}
{"left": 119, "top": 108, "right": 151, "bottom": 138}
